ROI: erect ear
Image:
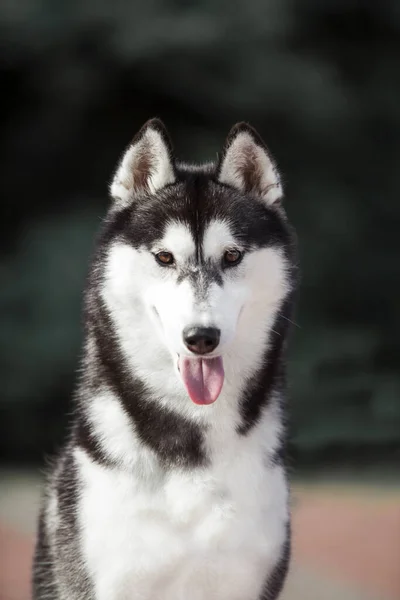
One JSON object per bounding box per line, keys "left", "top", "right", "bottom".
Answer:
{"left": 110, "top": 118, "right": 176, "bottom": 206}
{"left": 217, "top": 123, "right": 283, "bottom": 205}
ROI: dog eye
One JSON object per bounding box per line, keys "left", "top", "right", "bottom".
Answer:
{"left": 223, "top": 249, "right": 243, "bottom": 267}
{"left": 155, "top": 251, "right": 174, "bottom": 266}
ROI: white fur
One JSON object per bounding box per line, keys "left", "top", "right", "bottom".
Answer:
{"left": 46, "top": 472, "right": 60, "bottom": 548}
{"left": 218, "top": 131, "right": 282, "bottom": 204}
{"left": 87, "top": 388, "right": 160, "bottom": 474}
{"left": 101, "top": 220, "right": 290, "bottom": 419}
{"left": 77, "top": 402, "right": 288, "bottom": 600}
{"left": 202, "top": 219, "right": 240, "bottom": 259}
{"left": 78, "top": 217, "right": 290, "bottom": 599}
{"left": 110, "top": 126, "right": 175, "bottom": 206}
{"left": 152, "top": 222, "right": 196, "bottom": 259}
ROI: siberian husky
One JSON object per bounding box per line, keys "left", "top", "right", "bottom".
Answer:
{"left": 33, "top": 119, "right": 298, "bottom": 600}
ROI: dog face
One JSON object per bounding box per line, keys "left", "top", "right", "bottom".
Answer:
{"left": 99, "top": 120, "right": 295, "bottom": 404}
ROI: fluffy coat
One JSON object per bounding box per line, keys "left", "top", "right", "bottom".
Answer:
{"left": 33, "top": 119, "right": 298, "bottom": 600}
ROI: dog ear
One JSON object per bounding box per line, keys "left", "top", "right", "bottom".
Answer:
{"left": 217, "top": 123, "right": 283, "bottom": 205}
{"left": 110, "top": 118, "right": 176, "bottom": 206}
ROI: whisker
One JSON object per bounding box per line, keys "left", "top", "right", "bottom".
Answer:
{"left": 279, "top": 314, "right": 301, "bottom": 328}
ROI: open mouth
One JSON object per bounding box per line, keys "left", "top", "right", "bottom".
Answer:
{"left": 177, "top": 355, "right": 225, "bottom": 405}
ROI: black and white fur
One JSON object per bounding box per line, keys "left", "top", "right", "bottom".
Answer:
{"left": 33, "top": 119, "right": 298, "bottom": 600}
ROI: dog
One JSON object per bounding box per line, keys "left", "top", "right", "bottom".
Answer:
{"left": 32, "top": 119, "right": 298, "bottom": 600}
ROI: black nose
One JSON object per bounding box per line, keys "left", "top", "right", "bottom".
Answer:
{"left": 183, "top": 327, "right": 221, "bottom": 355}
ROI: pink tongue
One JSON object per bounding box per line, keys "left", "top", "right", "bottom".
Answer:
{"left": 178, "top": 356, "right": 224, "bottom": 405}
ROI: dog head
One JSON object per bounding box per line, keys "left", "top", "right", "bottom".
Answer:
{"left": 98, "top": 119, "right": 295, "bottom": 405}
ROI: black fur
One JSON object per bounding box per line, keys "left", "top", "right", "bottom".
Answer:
{"left": 33, "top": 510, "right": 58, "bottom": 599}
{"left": 82, "top": 294, "right": 208, "bottom": 469}
{"left": 33, "top": 448, "right": 94, "bottom": 599}
{"left": 238, "top": 293, "right": 296, "bottom": 436}
{"left": 176, "top": 260, "right": 224, "bottom": 296}
{"left": 75, "top": 415, "right": 117, "bottom": 469}
{"left": 261, "top": 521, "right": 291, "bottom": 600}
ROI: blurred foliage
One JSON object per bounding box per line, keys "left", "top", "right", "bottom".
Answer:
{"left": 1, "top": 0, "right": 399, "bottom": 465}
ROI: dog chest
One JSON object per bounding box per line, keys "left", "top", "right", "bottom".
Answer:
{"left": 76, "top": 447, "right": 287, "bottom": 600}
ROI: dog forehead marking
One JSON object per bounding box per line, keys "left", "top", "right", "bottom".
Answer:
{"left": 156, "top": 222, "right": 196, "bottom": 261}
{"left": 203, "top": 220, "right": 237, "bottom": 260}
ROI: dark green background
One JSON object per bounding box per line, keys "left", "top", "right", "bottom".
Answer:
{"left": 1, "top": 1, "right": 399, "bottom": 468}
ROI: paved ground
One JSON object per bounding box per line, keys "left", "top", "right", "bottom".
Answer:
{"left": 291, "top": 484, "right": 400, "bottom": 600}
{"left": 0, "top": 469, "right": 399, "bottom": 600}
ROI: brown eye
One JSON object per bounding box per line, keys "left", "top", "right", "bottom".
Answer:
{"left": 223, "top": 249, "right": 243, "bottom": 267}
{"left": 155, "top": 251, "right": 174, "bottom": 266}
